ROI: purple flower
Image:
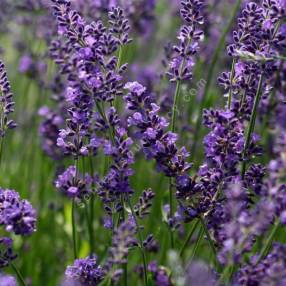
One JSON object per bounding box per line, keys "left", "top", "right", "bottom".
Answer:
{"left": 0, "top": 273, "right": 17, "bottom": 286}
{"left": 0, "top": 60, "right": 16, "bottom": 137}
{"left": 106, "top": 221, "right": 137, "bottom": 267}
{"left": 124, "top": 82, "right": 191, "bottom": 178}
{"left": 148, "top": 261, "right": 172, "bottom": 286}
{"left": 237, "top": 243, "right": 286, "bottom": 285}
{"left": 0, "top": 237, "right": 17, "bottom": 268}
{"left": 167, "top": 0, "right": 204, "bottom": 82}
{"left": 55, "top": 166, "right": 92, "bottom": 200}
{"left": 0, "top": 189, "right": 36, "bottom": 236}
{"left": 65, "top": 256, "right": 105, "bottom": 285}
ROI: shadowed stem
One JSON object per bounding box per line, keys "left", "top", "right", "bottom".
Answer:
{"left": 120, "top": 195, "right": 128, "bottom": 286}
{"left": 72, "top": 199, "right": 78, "bottom": 259}
{"left": 89, "top": 158, "right": 95, "bottom": 253}
{"left": 179, "top": 219, "right": 200, "bottom": 257}
{"left": 191, "top": 0, "right": 241, "bottom": 159}
{"left": 0, "top": 137, "right": 4, "bottom": 168}
{"left": 199, "top": 216, "right": 221, "bottom": 271}
{"left": 227, "top": 59, "right": 237, "bottom": 109}
{"left": 11, "top": 262, "right": 27, "bottom": 286}
{"left": 190, "top": 226, "right": 204, "bottom": 263}
{"left": 241, "top": 74, "right": 264, "bottom": 178}
{"left": 217, "top": 264, "right": 234, "bottom": 286}
{"left": 257, "top": 220, "right": 280, "bottom": 264}
{"left": 168, "top": 80, "right": 182, "bottom": 249}
{"left": 127, "top": 197, "right": 148, "bottom": 286}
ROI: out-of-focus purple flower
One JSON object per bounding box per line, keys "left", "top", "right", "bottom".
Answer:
{"left": 0, "top": 189, "right": 37, "bottom": 236}
{"left": 106, "top": 221, "right": 137, "bottom": 267}
{"left": 237, "top": 243, "right": 286, "bottom": 285}
{"left": 148, "top": 261, "right": 172, "bottom": 286}
{"left": 0, "top": 237, "right": 17, "bottom": 268}
{"left": 0, "top": 273, "right": 18, "bottom": 286}
{"left": 185, "top": 261, "right": 217, "bottom": 286}
{"left": 39, "top": 106, "right": 65, "bottom": 160}
{"left": 18, "top": 55, "right": 33, "bottom": 73}
{"left": 55, "top": 166, "right": 92, "bottom": 200}
{"left": 0, "top": 60, "right": 16, "bottom": 137}
{"left": 65, "top": 256, "right": 106, "bottom": 285}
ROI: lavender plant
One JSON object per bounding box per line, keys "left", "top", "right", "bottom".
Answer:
{"left": 0, "top": 0, "right": 286, "bottom": 285}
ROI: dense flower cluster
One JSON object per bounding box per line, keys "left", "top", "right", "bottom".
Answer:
{"left": 124, "top": 81, "right": 191, "bottom": 178}
{"left": 0, "top": 237, "right": 17, "bottom": 269}
{"left": 1, "top": 0, "right": 286, "bottom": 284}
{"left": 237, "top": 243, "right": 286, "bottom": 285}
{"left": 55, "top": 166, "right": 92, "bottom": 200}
{"left": 0, "top": 189, "right": 36, "bottom": 236}
{"left": 65, "top": 256, "right": 106, "bottom": 285}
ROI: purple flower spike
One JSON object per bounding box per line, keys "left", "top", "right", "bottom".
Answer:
{"left": 65, "top": 256, "right": 106, "bottom": 285}
{"left": 55, "top": 165, "right": 92, "bottom": 200}
{"left": 0, "top": 189, "right": 37, "bottom": 236}
{"left": 0, "top": 60, "right": 16, "bottom": 137}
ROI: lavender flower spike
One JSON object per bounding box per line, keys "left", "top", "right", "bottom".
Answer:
{"left": 65, "top": 256, "right": 106, "bottom": 285}
{"left": 0, "top": 189, "right": 37, "bottom": 236}
{"left": 0, "top": 60, "right": 16, "bottom": 137}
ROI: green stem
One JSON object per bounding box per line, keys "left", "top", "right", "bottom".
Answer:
{"left": 179, "top": 219, "right": 200, "bottom": 257}
{"left": 72, "top": 199, "right": 78, "bottom": 259}
{"left": 199, "top": 216, "right": 220, "bottom": 270}
{"left": 217, "top": 265, "right": 234, "bottom": 286}
{"left": 117, "top": 45, "right": 123, "bottom": 71}
{"left": 168, "top": 80, "right": 182, "bottom": 249}
{"left": 120, "top": 195, "right": 128, "bottom": 286}
{"left": 227, "top": 59, "right": 236, "bottom": 109}
{"left": 89, "top": 157, "right": 95, "bottom": 253}
{"left": 127, "top": 197, "right": 148, "bottom": 286}
{"left": 241, "top": 74, "right": 264, "bottom": 178}
{"left": 85, "top": 202, "right": 94, "bottom": 255}
{"left": 257, "top": 220, "right": 280, "bottom": 264}
{"left": 168, "top": 178, "right": 175, "bottom": 249}
{"left": 191, "top": 0, "right": 241, "bottom": 159}
{"left": 190, "top": 227, "right": 204, "bottom": 262}
{"left": 0, "top": 137, "right": 4, "bottom": 169}
{"left": 11, "top": 263, "right": 27, "bottom": 286}
{"left": 171, "top": 80, "right": 182, "bottom": 133}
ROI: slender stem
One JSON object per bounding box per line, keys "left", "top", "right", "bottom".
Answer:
{"left": 168, "top": 80, "right": 182, "bottom": 249}
{"left": 127, "top": 197, "right": 148, "bottom": 286}
{"left": 85, "top": 202, "right": 94, "bottom": 255}
{"left": 179, "top": 219, "right": 200, "bottom": 257}
{"left": 191, "top": 0, "right": 241, "bottom": 159}
{"left": 241, "top": 74, "right": 264, "bottom": 178}
{"left": 171, "top": 80, "right": 182, "bottom": 133}
{"left": 72, "top": 199, "right": 78, "bottom": 259}
{"left": 227, "top": 59, "right": 236, "bottom": 109}
{"left": 10, "top": 263, "right": 27, "bottom": 286}
{"left": 0, "top": 137, "right": 4, "bottom": 168}
{"left": 190, "top": 226, "right": 204, "bottom": 262}
{"left": 89, "top": 157, "right": 95, "bottom": 253}
{"left": 117, "top": 45, "right": 123, "bottom": 71}
{"left": 120, "top": 195, "right": 128, "bottom": 286}
{"left": 199, "top": 216, "right": 220, "bottom": 271}
{"left": 257, "top": 220, "right": 280, "bottom": 264}
{"left": 168, "top": 178, "right": 175, "bottom": 249}
{"left": 217, "top": 264, "right": 234, "bottom": 286}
